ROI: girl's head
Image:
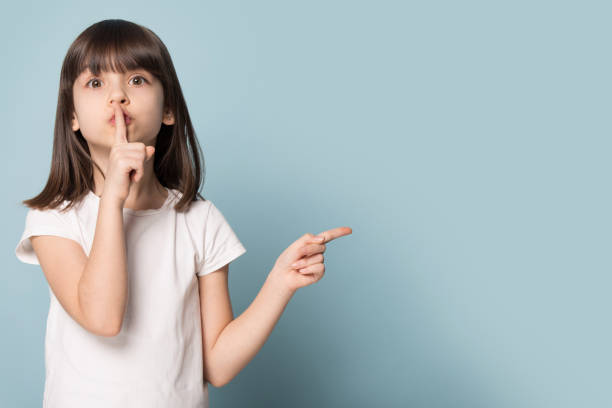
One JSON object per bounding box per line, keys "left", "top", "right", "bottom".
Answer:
{"left": 23, "top": 19, "right": 206, "bottom": 212}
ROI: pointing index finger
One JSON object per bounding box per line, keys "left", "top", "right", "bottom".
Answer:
{"left": 113, "top": 103, "right": 128, "bottom": 145}
{"left": 314, "top": 227, "right": 352, "bottom": 244}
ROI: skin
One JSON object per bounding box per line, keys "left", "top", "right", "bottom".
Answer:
{"left": 207, "top": 227, "right": 353, "bottom": 386}
{"left": 71, "top": 67, "right": 175, "bottom": 210}
{"left": 273, "top": 227, "right": 354, "bottom": 293}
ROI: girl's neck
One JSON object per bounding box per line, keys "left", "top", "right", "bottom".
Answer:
{"left": 92, "top": 164, "right": 168, "bottom": 211}
{"left": 123, "top": 181, "right": 168, "bottom": 211}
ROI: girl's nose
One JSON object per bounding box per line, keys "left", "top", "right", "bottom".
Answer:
{"left": 109, "top": 97, "right": 128, "bottom": 108}
{"left": 108, "top": 84, "right": 129, "bottom": 105}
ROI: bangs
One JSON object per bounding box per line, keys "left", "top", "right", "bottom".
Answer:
{"left": 72, "top": 21, "right": 164, "bottom": 79}
{"left": 76, "top": 43, "right": 161, "bottom": 78}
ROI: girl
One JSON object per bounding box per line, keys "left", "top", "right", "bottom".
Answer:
{"left": 15, "top": 19, "right": 351, "bottom": 408}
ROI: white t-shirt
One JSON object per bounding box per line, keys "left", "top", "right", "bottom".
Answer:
{"left": 14, "top": 187, "right": 247, "bottom": 408}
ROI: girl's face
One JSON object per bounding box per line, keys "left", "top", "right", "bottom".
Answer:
{"left": 71, "top": 67, "right": 174, "bottom": 148}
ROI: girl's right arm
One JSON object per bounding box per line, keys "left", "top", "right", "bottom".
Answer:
{"left": 30, "top": 103, "right": 155, "bottom": 337}
{"left": 30, "top": 198, "right": 127, "bottom": 337}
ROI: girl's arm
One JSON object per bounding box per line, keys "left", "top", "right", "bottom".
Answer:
{"left": 30, "top": 195, "right": 128, "bottom": 337}
{"left": 77, "top": 194, "right": 129, "bottom": 335}
{"left": 203, "top": 228, "right": 351, "bottom": 387}
{"left": 78, "top": 105, "right": 154, "bottom": 336}
{"left": 201, "top": 271, "right": 295, "bottom": 387}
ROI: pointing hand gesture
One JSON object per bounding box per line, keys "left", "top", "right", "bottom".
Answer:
{"left": 270, "top": 227, "right": 353, "bottom": 293}
{"left": 102, "top": 102, "right": 155, "bottom": 206}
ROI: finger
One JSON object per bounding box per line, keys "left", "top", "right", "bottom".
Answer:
{"left": 113, "top": 103, "right": 128, "bottom": 145}
{"left": 130, "top": 167, "right": 140, "bottom": 183}
{"left": 291, "top": 232, "right": 321, "bottom": 251}
{"left": 314, "top": 227, "right": 353, "bottom": 244}
{"left": 297, "top": 263, "right": 325, "bottom": 278}
{"left": 291, "top": 253, "right": 324, "bottom": 269}
{"left": 124, "top": 158, "right": 143, "bottom": 183}
{"left": 120, "top": 147, "right": 150, "bottom": 183}
{"left": 299, "top": 244, "right": 326, "bottom": 258}
{"left": 145, "top": 146, "right": 155, "bottom": 162}
{"left": 289, "top": 230, "right": 334, "bottom": 259}
{"left": 134, "top": 165, "right": 143, "bottom": 183}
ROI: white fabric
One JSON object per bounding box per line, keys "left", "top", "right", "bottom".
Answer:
{"left": 14, "top": 188, "right": 247, "bottom": 408}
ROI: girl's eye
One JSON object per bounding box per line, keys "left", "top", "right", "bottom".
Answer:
{"left": 130, "top": 76, "right": 148, "bottom": 86}
{"left": 86, "top": 78, "right": 102, "bottom": 88}
{"left": 85, "top": 75, "right": 148, "bottom": 88}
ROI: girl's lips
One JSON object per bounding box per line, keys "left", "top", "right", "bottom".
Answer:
{"left": 110, "top": 114, "right": 132, "bottom": 124}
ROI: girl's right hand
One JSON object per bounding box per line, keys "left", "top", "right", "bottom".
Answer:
{"left": 101, "top": 102, "right": 156, "bottom": 206}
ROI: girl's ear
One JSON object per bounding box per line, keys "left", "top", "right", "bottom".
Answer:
{"left": 162, "top": 109, "right": 175, "bottom": 125}
{"left": 71, "top": 113, "right": 80, "bottom": 132}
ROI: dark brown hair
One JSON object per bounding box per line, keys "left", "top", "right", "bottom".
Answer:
{"left": 21, "top": 19, "right": 206, "bottom": 213}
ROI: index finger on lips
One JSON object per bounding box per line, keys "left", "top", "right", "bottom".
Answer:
{"left": 113, "top": 103, "right": 128, "bottom": 145}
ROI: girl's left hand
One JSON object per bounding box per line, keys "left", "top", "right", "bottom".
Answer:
{"left": 269, "top": 227, "right": 353, "bottom": 294}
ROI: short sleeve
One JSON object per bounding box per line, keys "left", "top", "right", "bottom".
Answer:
{"left": 15, "top": 207, "right": 81, "bottom": 265}
{"left": 196, "top": 201, "right": 247, "bottom": 276}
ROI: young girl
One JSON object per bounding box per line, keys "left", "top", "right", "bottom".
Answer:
{"left": 15, "top": 19, "right": 351, "bottom": 408}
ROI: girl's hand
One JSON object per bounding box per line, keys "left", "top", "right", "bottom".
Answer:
{"left": 102, "top": 103, "right": 156, "bottom": 206}
{"left": 270, "top": 227, "right": 352, "bottom": 294}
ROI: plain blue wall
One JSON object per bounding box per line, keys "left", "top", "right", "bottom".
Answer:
{"left": 3, "top": 1, "right": 610, "bottom": 407}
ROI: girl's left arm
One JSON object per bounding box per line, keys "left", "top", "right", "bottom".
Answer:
{"left": 203, "top": 272, "right": 294, "bottom": 388}
{"left": 203, "top": 227, "right": 351, "bottom": 388}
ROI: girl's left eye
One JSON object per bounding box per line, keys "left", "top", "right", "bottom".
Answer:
{"left": 85, "top": 75, "right": 148, "bottom": 88}
{"left": 130, "top": 76, "right": 148, "bottom": 85}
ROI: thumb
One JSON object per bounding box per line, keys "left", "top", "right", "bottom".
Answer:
{"left": 290, "top": 233, "right": 323, "bottom": 254}
{"left": 145, "top": 146, "right": 155, "bottom": 162}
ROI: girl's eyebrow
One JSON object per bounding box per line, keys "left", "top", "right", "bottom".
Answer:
{"left": 80, "top": 69, "right": 150, "bottom": 78}
{"left": 78, "top": 69, "right": 152, "bottom": 83}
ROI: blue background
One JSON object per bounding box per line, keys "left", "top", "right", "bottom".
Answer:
{"left": 3, "top": 1, "right": 610, "bottom": 407}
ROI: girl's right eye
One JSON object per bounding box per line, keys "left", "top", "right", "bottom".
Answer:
{"left": 86, "top": 78, "right": 102, "bottom": 88}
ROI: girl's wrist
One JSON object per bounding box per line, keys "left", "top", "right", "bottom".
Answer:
{"left": 99, "top": 193, "right": 125, "bottom": 211}
{"left": 267, "top": 268, "right": 297, "bottom": 297}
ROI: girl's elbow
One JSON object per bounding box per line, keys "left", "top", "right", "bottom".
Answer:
{"left": 207, "top": 371, "right": 230, "bottom": 388}
{"left": 78, "top": 315, "right": 122, "bottom": 337}
{"left": 207, "top": 378, "right": 220, "bottom": 388}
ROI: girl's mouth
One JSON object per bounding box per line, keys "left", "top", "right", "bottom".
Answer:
{"left": 110, "top": 114, "right": 132, "bottom": 125}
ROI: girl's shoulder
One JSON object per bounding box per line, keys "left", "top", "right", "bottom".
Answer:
{"left": 180, "top": 194, "right": 212, "bottom": 218}
{"left": 16, "top": 200, "right": 81, "bottom": 265}
{"left": 23, "top": 198, "right": 79, "bottom": 223}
